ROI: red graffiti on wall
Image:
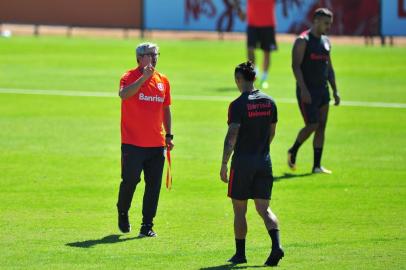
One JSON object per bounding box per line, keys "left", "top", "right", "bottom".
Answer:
{"left": 279, "top": 0, "right": 304, "bottom": 18}
{"left": 185, "top": 0, "right": 306, "bottom": 32}
{"left": 185, "top": 0, "right": 217, "bottom": 23}
{"left": 217, "top": 0, "right": 238, "bottom": 32}
{"left": 185, "top": 0, "right": 241, "bottom": 32}
{"left": 288, "top": 0, "right": 380, "bottom": 36}
{"left": 399, "top": 0, "right": 406, "bottom": 17}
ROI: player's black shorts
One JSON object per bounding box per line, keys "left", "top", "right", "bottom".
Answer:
{"left": 247, "top": 26, "right": 277, "bottom": 51}
{"left": 228, "top": 155, "right": 274, "bottom": 200}
{"left": 296, "top": 87, "right": 330, "bottom": 124}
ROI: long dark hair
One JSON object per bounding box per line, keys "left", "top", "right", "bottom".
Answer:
{"left": 235, "top": 61, "right": 256, "bottom": 82}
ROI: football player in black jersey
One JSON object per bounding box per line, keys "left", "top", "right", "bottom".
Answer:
{"left": 220, "top": 61, "right": 284, "bottom": 266}
{"left": 288, "top": 8, "right": 340, "bottom": 174}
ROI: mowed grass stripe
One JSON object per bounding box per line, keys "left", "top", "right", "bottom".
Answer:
{"left": 1, "top": 87, "right": 406, "bottom": 108}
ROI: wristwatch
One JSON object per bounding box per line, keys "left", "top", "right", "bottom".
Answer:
{"left": 165, "top": 134, "right": 174, "bottom": 140}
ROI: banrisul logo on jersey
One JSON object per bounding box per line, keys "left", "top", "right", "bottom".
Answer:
{"left": 139, "top": 93, "right": 164, "bottom": 103}
{"left": 157, "top": 82, "right": 164, "bottom": 91}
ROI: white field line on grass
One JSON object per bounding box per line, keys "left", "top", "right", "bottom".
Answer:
{"left": 1, "top": 88, "right": 406, "bottom": 109}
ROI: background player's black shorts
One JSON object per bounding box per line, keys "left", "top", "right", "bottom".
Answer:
{"left": 247, "top": 26, "right": 277, "bottom": 51}
{"left": 296, "top": 87, "right": 330, "bottom": 124}
{"left": 228, "top": 155, "right": 274, "bottom": 200}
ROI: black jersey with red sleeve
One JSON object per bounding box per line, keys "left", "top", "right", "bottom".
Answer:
{"left": 299, "top": 30, "right": 331, "bottom": 91}
{"left": 228, "top": 90, "right": 277, "bottom": 157}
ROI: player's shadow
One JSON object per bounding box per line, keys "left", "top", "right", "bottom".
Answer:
{"left": 66, "top": 234, "right": 139, "bottom": 248}
{"left": 200, "top": 264, "right": 266, "bottom": 270}
{"left": 274, "top": 172, "right": 313, "bottom": 181}
{"left": 216, "top": 87, "right": 235, "bottom": 92}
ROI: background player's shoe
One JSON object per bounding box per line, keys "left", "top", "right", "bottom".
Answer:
{"left": 287, "top": 151, "right": 297, "bottom": 170}
{"left": 260, "top": 80, "right": 269, "bottom": 89}
{"left": 227, "top": 254, "right": 247, "bottom": 264}
{"left": 118, "top": 211, "right": 131, "bottom": 233}
{"left": 138, "top": 223, "right": 157, "bottom": 237}
{"left": 312, "top": 166, "right": 332, "bottom": 174}
{"left": 264, "top": 247, "right": 284, "bottom": 266}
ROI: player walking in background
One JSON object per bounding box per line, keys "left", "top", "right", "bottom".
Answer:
{"left": 220, "top": 61, "right": 284, "bottom": 266}
{"left": 287, "top": 8, "right": 340, "bottom": 174}
{"left": 232, "top": 0, "right": 277, "bottom": 89}
{"left": 116, "top": 42, "right": 174, "bottom": 237}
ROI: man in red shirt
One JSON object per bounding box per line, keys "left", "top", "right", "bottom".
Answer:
{"left": 116, "top": 42, "right": 174, "bottom": 237}
{"left": 233, "top": 0, "right": 277, "bottom": 89}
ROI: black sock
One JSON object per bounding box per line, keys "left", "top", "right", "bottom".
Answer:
{"left": 268, "top": 229, "right": 281, "bottom": 250}
{"left": 141, "top": 221, "right": 153, "bottom": 228}
{"left": 142, "top": 216, "right": 153, "bottom": 225}
{"left": 313, "top": 147, "right": 323, "bottom": 168}
{"left": 235, "top": 239, "right": 246, "bottom": 257}
{"left": 289, "top": 140, "right": 302, "bottom": 155}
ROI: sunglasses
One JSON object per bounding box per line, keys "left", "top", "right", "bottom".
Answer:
{"left": 141, "top": 53, "right": 160, "bottom": 58}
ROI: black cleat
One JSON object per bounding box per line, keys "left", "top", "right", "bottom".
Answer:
{"left": 227, "top": 254, "right": 247, "bottom": 264}
{"left": 138, "top": 223, "right": 157, "bottom": 237}
{"left": 118, "top": 211, "right": 131, "bottom": 233}
{"left": 287, "top": 150, "right": 297, "bottom": 170}
{"left": 265, "top": 248, "right": 284, "bottom": 267}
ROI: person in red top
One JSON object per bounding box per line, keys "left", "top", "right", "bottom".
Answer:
{"left": 116, "top": 42, "right": 174, "bottom": 237}
{"left": 233, "top": 0, "right": 277, "bottom": 89}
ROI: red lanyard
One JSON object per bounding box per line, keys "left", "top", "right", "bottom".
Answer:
{"left": 166, "top": 149, "right": 172, "bottom": 189}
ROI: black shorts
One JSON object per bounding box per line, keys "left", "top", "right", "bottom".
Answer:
{"left": 228, "top": 155, "right": 274, "bottom": 200}
{"left": 296, "top": 87, "right": 330, "bottom": 124}
{"left": 247, "top": 26, "right": 277, "bottom": 51}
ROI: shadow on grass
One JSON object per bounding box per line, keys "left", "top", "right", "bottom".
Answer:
{"left": 289, "top": 236, "right": 406, "bottom": 249}
{"left": 274, "top": 172, "right": 313, "bottom": 182}
{"left": 216, "top": 87, "right": 236, "bottom": 92}
{"left": 66, "top": 234, "right": 140, "bottom": 248}
{"left": 200, "top": 264, "right": 266, "bottom": 270}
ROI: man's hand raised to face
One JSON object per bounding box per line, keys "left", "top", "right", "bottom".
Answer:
{"left": 142, "top": 55, "right": 155, "bottom": 79}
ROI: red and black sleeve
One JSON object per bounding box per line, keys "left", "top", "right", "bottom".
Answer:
{"left": 271, "top": 102, "right": 278, "bottom": 124}
{"left": 227, "top": 100, "right": 243, "bottom": 125}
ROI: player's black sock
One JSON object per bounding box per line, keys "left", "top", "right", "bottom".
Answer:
{"left": 235, "top": 239, "right": 246, "bottom": 257}
{"left": 289, "top": 140, "right": 302, "bottom": 163}
{"left": 313, "top": 147, "right": 323, "bottom": 168}
{"left": 289, "top": 140, "right": 302, "bottom": 155}
{"left": 142, "top": 216, "right": 153, "bottom": 225}
{"left": 268, "top": 229, "right": 281, "bottom": 250}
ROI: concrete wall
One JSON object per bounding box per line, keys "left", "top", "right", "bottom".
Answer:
{"left": 0, "top": 0, "right": 142, "bottom": 28}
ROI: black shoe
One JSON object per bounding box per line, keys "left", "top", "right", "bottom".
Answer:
{"left": 138, "top": 223, "right": 157, "bottom": 237}
{"left": 288, "top": 150, "right": 297, "bottom": 170}
{"left": 118, "top": 211, "right": 131, "bottom": 233}
{"left": 227, "top": 254, "right": 247, "bottom": 264}
{"left": 265, "top": 248, "right": 284, "bottom": 267}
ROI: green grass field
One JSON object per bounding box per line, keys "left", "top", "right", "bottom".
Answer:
{"left": 0, "top": 36, "right": 405, "bottom": 269}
